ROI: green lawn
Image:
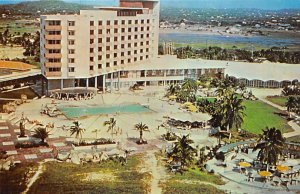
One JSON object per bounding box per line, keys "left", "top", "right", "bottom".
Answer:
{"left": 242, "top": 100, "right": 292, "bottom": 134}
{"left": 162, "top": 168, "right": 225, "bottom": 194}
{"left": 266, "top": 96, "right": 287, "bottom": 107}
{"left": 29, "top": 155, "right": 150, "bottom": 194}
{"left": 0, "top": 163, "right": 38, "bottom": 194}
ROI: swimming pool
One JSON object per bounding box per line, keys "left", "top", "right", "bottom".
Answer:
{"left": 59, "top": 104, "right": 150, "bottom": 118}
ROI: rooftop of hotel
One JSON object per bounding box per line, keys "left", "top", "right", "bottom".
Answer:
{"left": 0, "top": 61, "right": 36, "bottom": 71}
{"left": 123, "top": 55, "right": 300, "bottom": 81}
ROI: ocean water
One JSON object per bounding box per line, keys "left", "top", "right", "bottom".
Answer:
{"left": 159, "top": 33, "right": 300, "bottom": 48}
{"left": 59, "top": 104, "right": 150, "bottom": 118}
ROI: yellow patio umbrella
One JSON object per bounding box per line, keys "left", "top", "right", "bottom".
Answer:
{"left": 169, "top": 95, "right": 177, "bottom": 100}
{"left": 277, "top": 165, "right": 289, "bottom": 172}
{"left": 188, "top": 105, "right": 198, "bottom": 112}
{"left": 184, "top": 102, "right": 193, "bottom": 106}
{"left": 239, "top": 162, "right": 251, "bottom": 168}
{"left": 258, "top": 171, "right": 272, "bottom": 177}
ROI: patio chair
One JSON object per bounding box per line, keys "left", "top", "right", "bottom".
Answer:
{"left": 273, "top": 180, "right": 280, "bottom": 186}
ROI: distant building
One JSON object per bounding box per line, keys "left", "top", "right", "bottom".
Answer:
{"left": 162, "top": 42, "right": 174, "bottom": 55}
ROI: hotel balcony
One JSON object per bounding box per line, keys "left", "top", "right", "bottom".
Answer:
{"left": 45, "top": 35, "right": 62, "bottom": 40}
{"left": 45, "top": 44, "right": 61, "bottom": 49}
{"left": 45, "top": 71, "right": 62, "bottom": 77}
{"left": 45, "top": 25, "right": 62, "bottom": 31}
{"left": 45, "top": 53, "right": 62, "bottom": 58}
{"left": 44, "top": 62, "right": 62, "bottom": 68}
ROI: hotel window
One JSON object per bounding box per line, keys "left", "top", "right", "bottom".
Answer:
{"left": 49, "top": 49, "right": 60, "bottom": 53}
{"left": 146, "top": 41, "right": 149, "bottom": 45}
{"left": 146, "top": 55, "right": 149, "bottom": 59}
{"left": 141, "top": 42, "right": 144, "bottom": 46}
{"left": 122, "top": 20, "right": 125, "bottom": 25}
{"left": 140, "top": 49, "right": 143, "bottom": 53}
{"left": 107, "top": 29, "right": 110, "bottom": 34}
{"left": 121, "top": 28, "right": 125, "bottom": 33}
{"left": 90, "top": 66, "right": 94, "bottom": 70}
{"left": 98, "top": 47, "right": 102, "bottom": 52}
{"left": 128, "top": 43, "right": 131, "bottom": 48}
{"left": 68, "top": 67, "right": 75, "bottom": 72}
{"left": 98, "top": 64, "right": 102, "bottom": 69}
{"left": 146, "top": 48, "right": 149, "bottom": 52}
{"left": 128, "top": 20, "right": 132, "bottom": 24}
{"left": 48, "top": 40, "right": 60, "bottom": 44}
{"left": 68, "top": 58, "right": 75, "bottom": 63}
{"left": 134, "top": 50, "right": 137, "bottom": 54}
{"left": 147, "top": 26, "right": 150, "bottom": 31}
{"left": 128, "top": 28, "right": 132, "bottom": 32}
{"left": 114, "top": 61, "right": 117, "bottom": 66}
{"left": 98, "top": 29, "right": 102, "bottom": 34}
{"left": 140, "top": 56, "right": 143, "bottom": 60}
{"left": 106, "top": 37, "right": 110, "bottom": 42}
{"left": 98, "top": 21, "right": 102, "bottom": 26}
{"left": 49, "top": 31, "right": 61, "bottom": 35}
{"left": 128, "top": 58, "right": 131, "bottom": 63}
{"left": 135, "top": 20, "right": 138, "bottom": 24}
{"left": 121, "top": 36, "right": 125, "bottom": 41}
{"left": 106, "top": 62, "right": 110, "bottom": 67}
{"left": 90, "top": 39, "right": 94, "bottom": 44}
{"left": 114, "top": 20, "right": 118, "bottom": 25}
{"left": 68, "top": 49, "right": 75, "bottom": 54}
{"left": 121, "top": 44, "right": 125, "bottom": 49}
{"left": 114, "top": 45, "right": 118, "bottom": 49}
{"left": 141, "top": 34, "right": 144, "bottom": 39}
{"left": 107, "top": 20, "right": 110, "bottom": 25}
{"left": 68, "top": 31, "right": 75, "bottom": 36}
{"left": 134, "top": 43, "right": 137, "bottom": 47}
{"left": 141, "top": 20, "right": 144, "bottom": 24}
{"left": 106, "top": 54, "right": 110, "bottom": 59}
{"left": 48, "top": 20, "right": 61, "bottom": 26}
{"left": 146, "top": 34, "right": 150, "bottom": 38}
{"left": 134, "top": 57, "right": 137, "bottom": 62}
{"left": 90, "top": 57, "right": 94, "bottom": 62}
{"left": 134, "top": 35, "right": 138, "bottom": 39}
{"left": 90, "top": 48, "right": 94, "bottom": 53}
{"left": 106, "top": 46, "right": 110, "bottom": 51}
{"left": 121, "top": 60, "right": 124, "bottom": 64}
{"left": 114, "top": 37, "right": 118, "bottom": 41}
{"left": 48, "top": 58, "right": 61, "bottom": 63}
{"left": 90, "top": 30, "right": 94, "bottom": 35}
{"left": 128, "top": 51, "right": 131, "bottom": 55}
{"left": 128, "top": 35, "right": 132, "bottom": 40}
{"left": 114, "top": 29, "right": 118, "bottom": 33}
{"left": 134, "top": 27, "right": 138, "bottom": 32}
{"left": 114, "top": 53, "right": 117, "bottom": 58}
{"left": 147, "top": 19, "right": 150, "bottom": 24}
{"left": 68, "top": 21, "right": 75, "bottom": 26}
{"left": 90, "top": 21, "right": 94, "bottom": 26}
{"left": 141, "top": 27, "right": 144, "bottom": 31}
{"left": 98, "top": 38, "right": 102, "bottom": 43}
{"left": 98, "top": 55, "right": 102, "bottom": 60}
{"left": 121, "top": 52, "right": 124, "bottom": 57}
{"left": 49, "top": 67, "right": 61, "bottom": 72}
{"left": 68, "top": 40, "right": 74, "bottom": 45}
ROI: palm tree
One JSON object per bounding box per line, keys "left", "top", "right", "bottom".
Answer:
{"left": 182, "top": 79, "right": 198, "bottom": 96}
{"left": 253, "top": 127, "right": 285, "bottom": 166}
{"left": 103, "top": 118, "right": 117, "bottom": 141}
{"left": 70, "top": 121, "right": 85, "bottom": 143}
{"left": 134, "top": 122, "right": 149, "bottom": 144}
{"left": 169, "top": 135, "right": 196, "bottom": 169}
{"left": 166, "top": 84, "right": 180, "bottom": 97}
{"left": 286, "top": 96, "right": 296, "bottom": 117}
{"left": 32, "top": 127, "right": 50, "bottom": 143}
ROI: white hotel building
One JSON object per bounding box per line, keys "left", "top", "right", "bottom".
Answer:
{"left": 40, "top": 0, "right": 225, "bottom": 92}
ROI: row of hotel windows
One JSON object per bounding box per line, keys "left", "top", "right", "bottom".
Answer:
{"left": 92, "top": 26, "right": 151, "bottom": 34}
{"left": 48, "top": 19, "right": 152, "bottom": 27}
{"left": 47, "top": 54, "right": 149, "bottom": 72}
{"left": 90, "top": 19, "right": 151, "bottom": 26}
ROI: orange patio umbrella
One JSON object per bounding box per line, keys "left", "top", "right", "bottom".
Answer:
{"left": 259, "top": 171, "right": 272, "bottom": 177}
{"left": 277, "top": 165, "right": 289, "bottom": 172}
{"left": 239, "top": 161, "right": 251, "bottom": 168}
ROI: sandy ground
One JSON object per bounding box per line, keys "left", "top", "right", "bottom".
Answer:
{"left": 0, "top": 45, "right": 25, "bottom": 59}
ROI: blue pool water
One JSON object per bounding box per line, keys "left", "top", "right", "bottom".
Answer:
{"left": 59, "top": 104, "right": 150, "bottom": 118}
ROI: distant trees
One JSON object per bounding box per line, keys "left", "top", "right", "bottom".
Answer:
{"left": 174, "top": 45, "right": 300, "bottom": 64}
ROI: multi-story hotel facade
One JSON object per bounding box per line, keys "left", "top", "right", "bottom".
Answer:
{"left": 40, "top": 0, "right": 225, "bottom": 92}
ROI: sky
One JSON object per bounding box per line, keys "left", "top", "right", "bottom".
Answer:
{"left": 1, "top": 0, "right": 300, "bottom": 10}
